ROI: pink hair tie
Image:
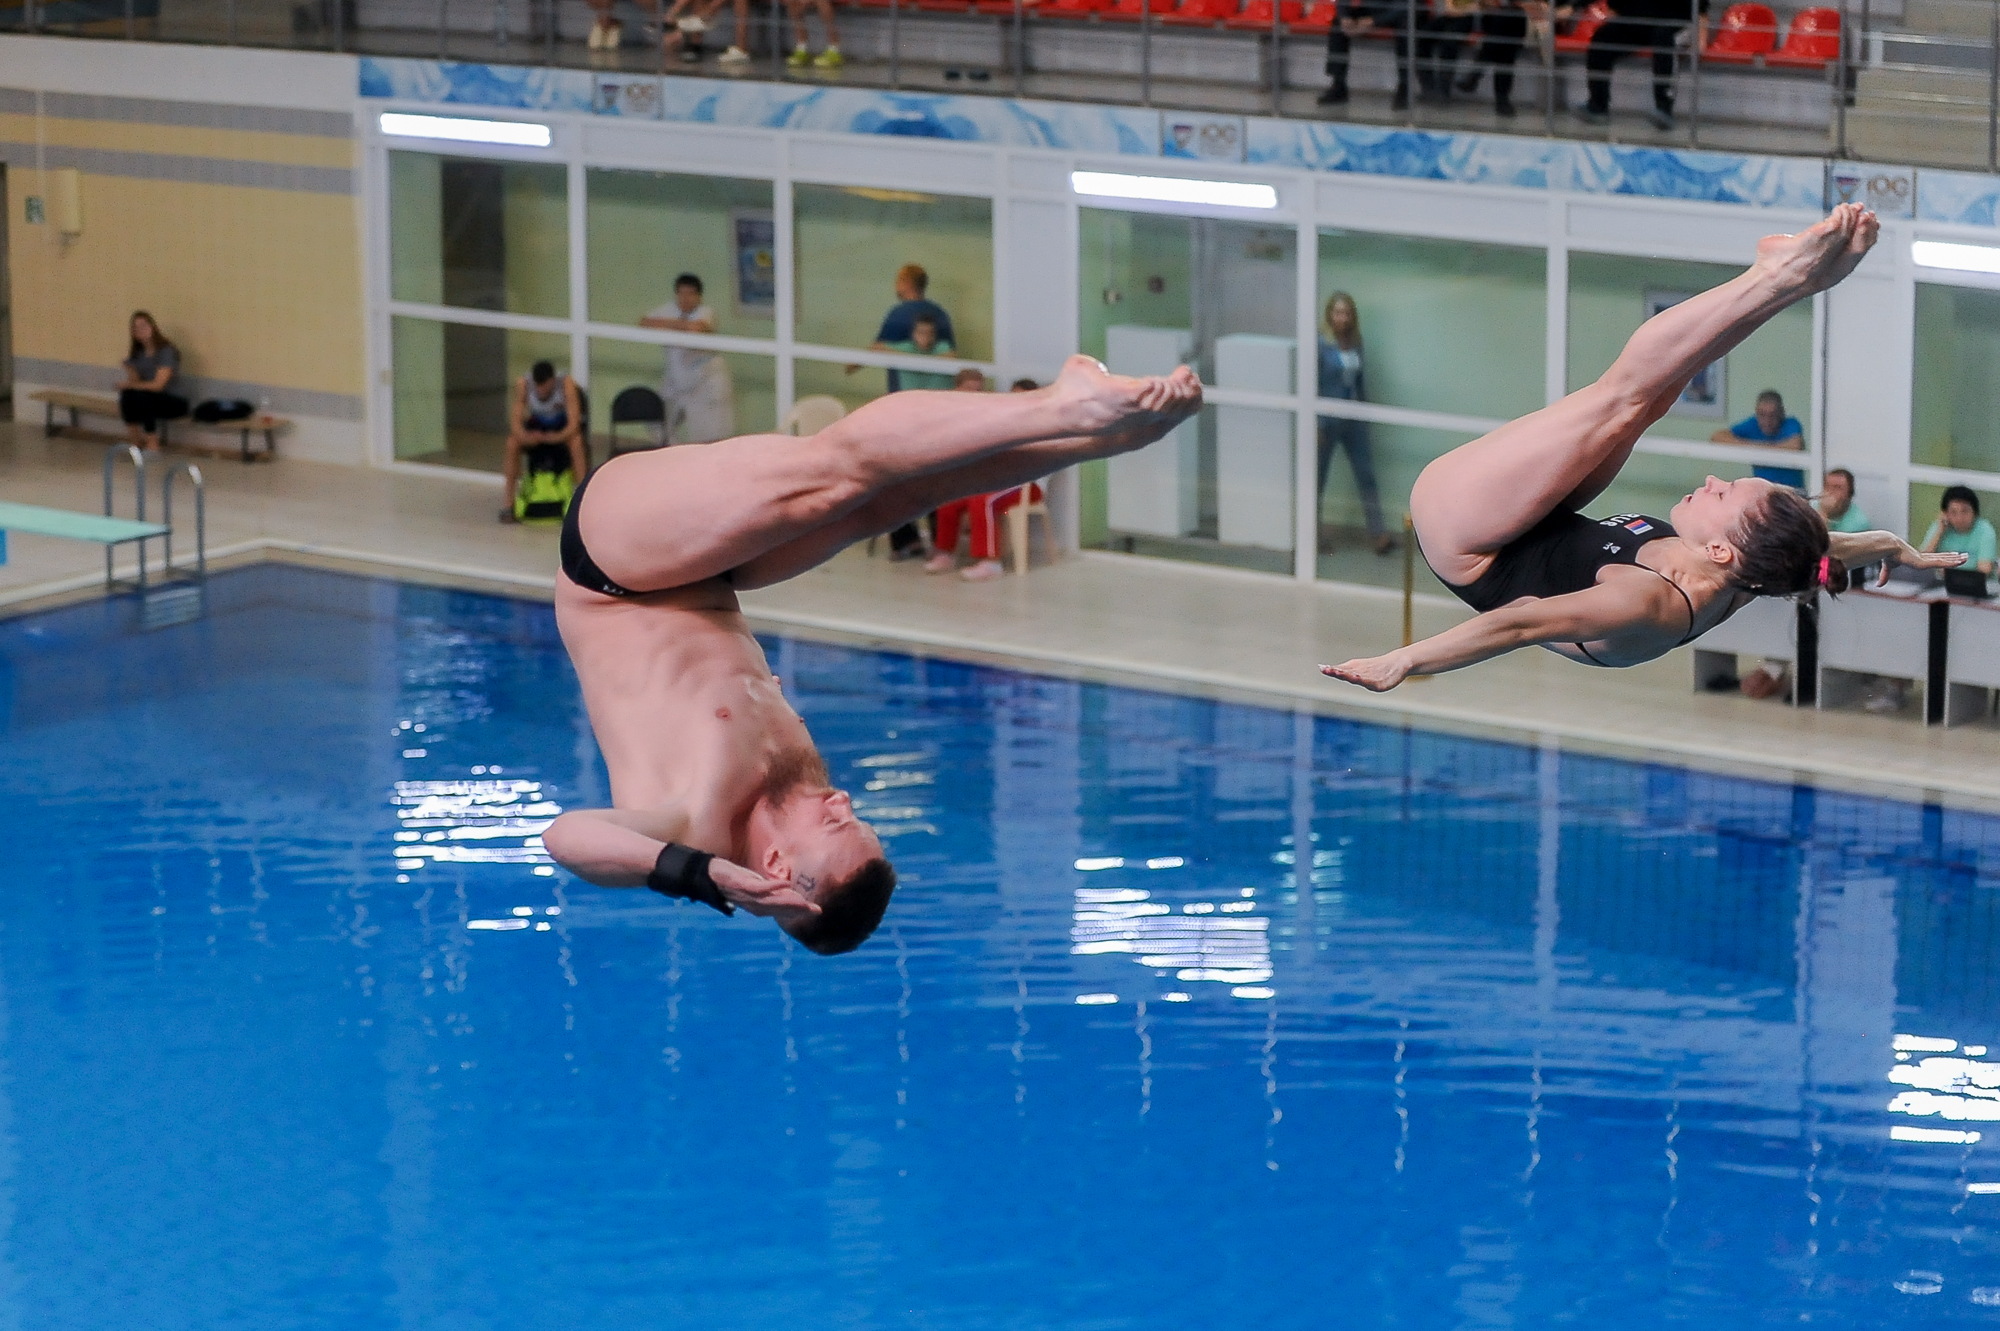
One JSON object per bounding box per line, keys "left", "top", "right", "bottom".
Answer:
{"left": 1816, "top": 555, "right": 1831, "bottom": 587}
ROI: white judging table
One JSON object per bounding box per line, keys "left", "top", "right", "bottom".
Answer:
{"left": 1692, "top": 595, "right": 1804, "bottom": 702}
{"left": 1943, "top": 592, "right": 2000, "bottom": 727}
{"left": 1816, "top": 585, "right": 1946, "bottom": 725}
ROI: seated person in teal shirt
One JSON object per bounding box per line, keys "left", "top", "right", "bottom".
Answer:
{"left": 1711, "top": 388, "right": 1805, "bottom": 488}
{"left": 1817, "top": 466, "right": 1871, "bottom": 533}
{"left": 883, "top": 314, "right": 957, "bottom": 392}
{"left": 1921, "top": 485, "right": 1998, "bottom": 576}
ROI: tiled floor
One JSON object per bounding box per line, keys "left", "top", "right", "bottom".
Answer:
{"left": 6, "top": 421, "right": 1997, "bottom": 810}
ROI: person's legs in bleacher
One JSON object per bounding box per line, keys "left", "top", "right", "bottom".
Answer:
{"left": 1580, "top": 17, "right": 1644, "bottom": 122}
{"left": 927, "top": 498, "right": 972, "bottom": 573}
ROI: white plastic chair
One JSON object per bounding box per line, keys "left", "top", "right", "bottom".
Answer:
{"left": 1003, "top": 483, "right": 1058, "bottom": 575}
{"left": 780, "top": 395, "right": 847, "bottom": 437}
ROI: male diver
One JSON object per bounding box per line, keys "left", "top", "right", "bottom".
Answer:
{"left": 543, "top": 356, "right": 1202, "bottom": 954}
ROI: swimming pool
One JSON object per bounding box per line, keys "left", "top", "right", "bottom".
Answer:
{"left": 5, "top": 564, "right": 2000, "bottom": 1328}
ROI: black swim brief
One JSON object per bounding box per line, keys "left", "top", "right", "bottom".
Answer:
{"left": 559, "top": 468, "right": 642, "bottom": 597}
{"left": 559, "top": 466, "right": 732, "bottom": 598}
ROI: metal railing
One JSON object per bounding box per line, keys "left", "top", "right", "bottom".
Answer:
{"left": 9, "top": 0, "right": 2000, "bottom": 173}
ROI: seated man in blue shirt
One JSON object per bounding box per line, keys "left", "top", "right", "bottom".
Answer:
{"left": 1711, "top": 388, "right": 1805, "bottom": 488}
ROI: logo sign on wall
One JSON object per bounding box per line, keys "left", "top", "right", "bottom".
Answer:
{"left": 1825, "top": 161, "right": 1916, "bottom": 220}
{"left": 592, "top": 75, "right": 663, "bottom": 119}
{"left": 732, "top": 210, "right": 776, "bottom": 316}
{"left": 1160, "top": 113, "right": 1245, "bottom": 163}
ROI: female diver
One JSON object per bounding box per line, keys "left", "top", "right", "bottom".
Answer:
{"left": 1321, "top": 204, "right": 1964, "bottom": 692}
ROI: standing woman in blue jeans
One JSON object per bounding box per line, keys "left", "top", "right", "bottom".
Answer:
{"left": 1317, "top": 292, "right": 1394, "bottom": 556}
{"left": 117, "top": 311, "right": 188, "bottom": 452}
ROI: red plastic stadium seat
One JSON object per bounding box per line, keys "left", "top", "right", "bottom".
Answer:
{"left": 1766, "top": 6, "right": 1839, "bottom": 67}
{"left": 1701, "top": 2, "right": 1778, "bottom": 64}
{"left": 1102, "top": 0, "right": 1177, "bottom": 20}
{"left": 1552, "top": 0, "right": 1612, "bottom": 54}
{"left": 1039, "top": 0, "right": 1110, "bottom": 17}
{"left": 1290, "top": 0, "right": 1334, "bottom": 30}
{"left": 974, "top": 0, "right": 1041, "bottom": 15}
{"left": 1163, "top": 0, "right": 1238, "bottom": 25}
{"left": 1226, "top": 0, "right": 1304, "bottom": 30}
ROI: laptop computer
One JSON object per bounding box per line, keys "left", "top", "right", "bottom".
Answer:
{"left": 1945, "top": 567, "right": 1993, "bottom": 599}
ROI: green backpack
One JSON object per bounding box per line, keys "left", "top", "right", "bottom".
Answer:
{"left": 514, "top": 443, "right": 577, "bottom": 525}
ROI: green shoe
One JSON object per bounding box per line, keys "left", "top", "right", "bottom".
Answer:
{"left": 786, "top": 43, "right": 811, "bottom": 66}
{"left": 813, "top": 45, "right": 844, "bottom": 68}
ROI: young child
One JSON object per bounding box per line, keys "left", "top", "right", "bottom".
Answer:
{"left": 882, "top": 315, "right": 957, "bottom": 392}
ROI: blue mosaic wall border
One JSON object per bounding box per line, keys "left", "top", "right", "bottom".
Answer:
{"left": 359, "top": 57, "right": 2000, "bottom": 227}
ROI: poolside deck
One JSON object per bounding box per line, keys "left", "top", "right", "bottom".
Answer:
{"left": 4, "top": 421, "right": 1996, "bottom": 810}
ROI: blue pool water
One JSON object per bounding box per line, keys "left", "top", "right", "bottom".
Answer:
{"left": 6, "top": 565, "right": 2000, "bottom": 1328}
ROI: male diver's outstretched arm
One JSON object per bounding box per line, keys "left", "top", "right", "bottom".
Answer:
{"left": 1320, "top": 577, "right": 1675, "bottom": 692}
{"left": 543, "top": 808, "right": 820, "bottom": 921}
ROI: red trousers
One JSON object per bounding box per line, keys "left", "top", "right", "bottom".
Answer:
{"left": 933, "top": 484, "right": 1042, "bottom": 561}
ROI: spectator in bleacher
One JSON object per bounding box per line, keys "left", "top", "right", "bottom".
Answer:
{"left": 926, "top": 376, "right": 1042, "bottom": 582}
{"left": 641, "top": 273, "right": 736, "bottom": 444}
{"left": 1920, "top": 485, "right": 1997, "bottom": 576}
{"left": 1319, "top": 0, "right": 1426, "bottom": 110}
{"left": 1316, "top": 293, "right": 1393, "bottom": 556}
{"left": 499, "top": 360, "right": 587, "bottom": 525}
{"left": 1710, "top": 388, "right": 1805, "bottom": 487}
{"left": 783, "top": 0, "right": 843, "bottom": 66}
{"left": 857, "top": 264, "right": 959, "bottom": 558}
{"left": 1576, "top": 0, "right": 1708, "bottom": 130}
{"left": 117, "top": 310, "right": 188, "bottom": 453}
{"left": 1817, "top": 467, "right": 1870, "bottom": 533}
{"left": 1451, "top": 0, "right": 1528, "bottom": 116}
{"left": 1419, "top": 0, "right": 1481, "bottom": 101}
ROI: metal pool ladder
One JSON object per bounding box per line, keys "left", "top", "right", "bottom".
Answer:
{"left": 104, "top": 444, "right": 208, "bottom": 627}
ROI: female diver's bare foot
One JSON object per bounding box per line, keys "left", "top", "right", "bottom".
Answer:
{"left": 1047, "top": 353, "right": 1202, "bottom": 439}
{"left": 1753, "top": 202, "right": 1878, "bottom": 298}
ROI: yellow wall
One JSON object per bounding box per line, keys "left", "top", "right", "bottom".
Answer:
{"left": 6, "top": 107, "right": 361, "bottom": 403}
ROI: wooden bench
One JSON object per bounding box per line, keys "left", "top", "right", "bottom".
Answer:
{"left": 29, "top": 388, "right": 288, "bottom": 462}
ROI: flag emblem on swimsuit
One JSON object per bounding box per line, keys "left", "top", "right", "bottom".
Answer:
{"left": 1622, "top": 518, "right": 1653, "bottom": 534}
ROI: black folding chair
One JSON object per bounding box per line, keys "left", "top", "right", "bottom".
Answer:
{"left": 607, "top": 386, "right": 667, "bottom": 457}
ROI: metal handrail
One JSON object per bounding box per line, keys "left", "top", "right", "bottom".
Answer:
{"left": 102, "top": 444, "right": 149, "bottom": 594}
{"left": 162, "top": 461, "right": 207, "bottom": 587}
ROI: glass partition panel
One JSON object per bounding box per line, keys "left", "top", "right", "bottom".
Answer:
{"left": 1315, "top": 421, "right": 1474, "bottom": 593}
{"left": 794, "top": 185, "right": 993, "bottom": 369}
{"left": 587, "top": 337, "right": 775, "bottom": 452}
{"left": 1316, "top": 230, "right": 1546, "bottom": 420}
{"left": 1085, "top": 404, "right": 1295, "bottom": 577}
{"left": 1568, "top": 251, "right": 1811, "bottom": 447}
{"left": 1081, "top": 209, "right": 1297, "bottom": 389}
{"left": 585, "top": 169, "right": 776, "bottom": 339}
{"left": 1913, "top": 283, "right": 2000, "bottom": 475}
{"left": 390, "top": 151, "right": 568, "bottom": 318}
{"left": 391, "top": 315, "right": 569, "bottom": 471}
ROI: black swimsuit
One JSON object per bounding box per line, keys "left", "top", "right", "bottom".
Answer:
{"left": 560, "top": 468, "right": 735, "bottom": 598}
{"left": 1428, "top": 510, "right": 1698, "bottom": 664}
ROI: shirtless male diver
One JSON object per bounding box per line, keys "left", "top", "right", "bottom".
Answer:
{"left": 542, "top": 356, "right": 1203, "bottom": 954}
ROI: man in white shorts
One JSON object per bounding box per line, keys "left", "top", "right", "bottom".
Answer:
{"left": 642, "top": 273, "right": 736, "bottom": 445}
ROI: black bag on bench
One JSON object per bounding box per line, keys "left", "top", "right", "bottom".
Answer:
{"left": 192, "top": 398, "right": 255, "bottom": 424}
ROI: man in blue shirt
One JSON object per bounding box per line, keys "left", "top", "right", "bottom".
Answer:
{"left": 870, "top": 264, "right": 955, "bottom": 394}
{"left": 1711, "top": 388, "right": 1805, "bottom": 488}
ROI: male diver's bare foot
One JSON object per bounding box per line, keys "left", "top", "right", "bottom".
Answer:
{"left": 1754, "top": 202, "right": 1877, "bottom": 298}
{"left": 1046, "top": 353, "right": 1202, "bottom": 440}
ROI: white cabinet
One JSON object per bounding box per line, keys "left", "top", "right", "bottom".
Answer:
{"left": 1104, "top": 325, "right": 1197, "bottom": 539}
{"left": 1213, "top": 333, "right": 1296, "bottom": 551}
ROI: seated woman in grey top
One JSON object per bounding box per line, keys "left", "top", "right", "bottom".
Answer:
{"left": 118, "top": 310, "right": 188, "bottom": 451}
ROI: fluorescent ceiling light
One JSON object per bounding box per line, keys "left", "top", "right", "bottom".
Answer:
{"left": 1913, "top": 240, "right": 2000, "bottom": 275}
{"left": 1071, "top": 170, "right": 1277, "bottom": 210}
{"left": 379, "top": 111, "right": 552, "bottom": 148}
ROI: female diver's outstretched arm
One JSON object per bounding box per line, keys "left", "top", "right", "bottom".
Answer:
{"left": 1322, "top": 576, "right": 1680, "bottom": 692}
{"left": 1828, "top": 529, "right": 1966, "bottom": 584}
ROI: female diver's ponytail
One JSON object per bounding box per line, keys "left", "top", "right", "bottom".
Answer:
{"left": 1731, "top": 487, "right": 1845, "bottom": 597}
